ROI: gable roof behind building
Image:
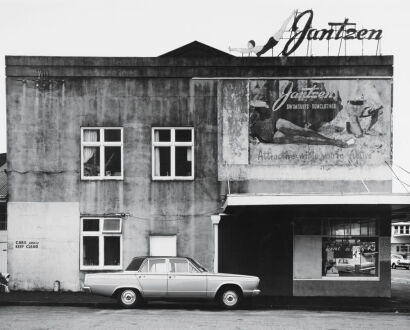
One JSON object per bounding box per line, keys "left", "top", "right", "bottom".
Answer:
{"left": 159, "top": 40, "right": 234, "bottom": 58}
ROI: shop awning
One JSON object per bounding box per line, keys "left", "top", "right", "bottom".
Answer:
{"left": 223, "top": 193, "right": 410, "bottom": 212}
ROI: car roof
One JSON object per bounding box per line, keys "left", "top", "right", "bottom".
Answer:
{"left": 132, "top": 256, "right": 192, "bottom": 259}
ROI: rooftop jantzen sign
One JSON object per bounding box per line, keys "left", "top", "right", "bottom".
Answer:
{"left": 281, "top": 10, "right": 383, "bottom": 56}
{"left": 229, "top": 9, "right": 383, "bottom": 57}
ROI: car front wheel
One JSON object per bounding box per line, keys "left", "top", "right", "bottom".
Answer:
{"left": 118, "top": 289, "right": 140, "bottom": 308}
{"left": 392, "top": 263, "right": 396, "bottom": 269}
{"left": 219, "top": 288, "right": 242, "bottom": 309}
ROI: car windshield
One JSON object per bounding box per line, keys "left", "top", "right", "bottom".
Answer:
{"left": 188, "top": 258, "right": 209, "bottom": 272}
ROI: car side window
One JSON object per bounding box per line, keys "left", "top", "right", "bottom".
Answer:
{"left": 148, "top": 259, "right": 167, "bottom": 273}
{"left": 169, "top": 258, "right": 199, "bottom": 273}
{"left": 139, "top": 260, "right": 148, "bottom": 272}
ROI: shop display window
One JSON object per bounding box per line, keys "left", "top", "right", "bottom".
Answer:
{"left": 294, "top": 218, "right": 379, "bottom": 279}
{"left": 322, "top": 238, "right": 378, "bottom": 277}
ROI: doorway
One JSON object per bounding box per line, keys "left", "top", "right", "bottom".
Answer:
{"left": 218, "top": 208, "right": 293, "bottom": 296}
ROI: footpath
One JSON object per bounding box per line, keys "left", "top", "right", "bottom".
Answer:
{"left": 0, "top": 285, "right": 409, "bottom": 312}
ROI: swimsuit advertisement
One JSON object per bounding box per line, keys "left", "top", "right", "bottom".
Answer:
{"left": 248, "top": 79, "right": 392, "bottom": 167}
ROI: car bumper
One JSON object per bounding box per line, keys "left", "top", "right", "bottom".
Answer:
{"left": 82, "top": 286, "right": 92, "bottom": 293}
{"left": 252, "top": 289, "right": 261, "bottom": 296}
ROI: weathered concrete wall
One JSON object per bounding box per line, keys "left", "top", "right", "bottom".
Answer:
{"left": 6, "top": 72, "right": 220, "bottom": 280}
{"left": 7, "top": 202, "right": 80, "bottom": 291}
{"left": 5, "top": 55, "right": 393, "bottom": 291}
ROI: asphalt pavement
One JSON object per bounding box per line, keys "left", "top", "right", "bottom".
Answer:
{"left": 0, "top": 306, "right": 409, "bottom": 330}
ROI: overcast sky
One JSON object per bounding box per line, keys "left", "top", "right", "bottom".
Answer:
{"left": 1, "top": 0, "right": 409, "bottom": 190}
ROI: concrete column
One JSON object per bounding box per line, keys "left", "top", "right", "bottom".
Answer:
{"left": 211, "top": 214, "right": 221, "bottom": 273}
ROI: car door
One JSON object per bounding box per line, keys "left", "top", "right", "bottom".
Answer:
{"left": 167, "top": 258, "right": 207, "bottom": 298}
{"left": 137, "top": 258, "right": 168, "bottom": 298}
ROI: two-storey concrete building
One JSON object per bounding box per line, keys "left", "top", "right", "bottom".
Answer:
{"left": 5, "top": 41, "right": 410, "bottom": 296}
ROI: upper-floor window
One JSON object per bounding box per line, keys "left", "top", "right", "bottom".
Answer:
{"left": 152, "top": 128, "right": 194, "bottom": 180}
{"left": 393, "top": 225, "right": 410, "bottom": 236}
{"left": 81, "top": 128, "right": 123, "bottom": 180}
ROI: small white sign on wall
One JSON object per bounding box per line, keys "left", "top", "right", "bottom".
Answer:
{"left": 149, "top": 235, "right": 176, "bottom": 257}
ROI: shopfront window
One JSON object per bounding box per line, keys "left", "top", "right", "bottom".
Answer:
{"left": 322, "top": 238, "right": 378, "bottom": 277}
{"left": 322, "top": 220, "right": 378, "bottom": 278}
{"left": 294, "top": 218, "right": 379, "bottom": 280}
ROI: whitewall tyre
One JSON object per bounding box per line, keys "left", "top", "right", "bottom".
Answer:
{"left": 118, "top": 289, "right": 139, "bottom": 308}
{"left": 219, "top": 288, "right": 242, "bottom": 309}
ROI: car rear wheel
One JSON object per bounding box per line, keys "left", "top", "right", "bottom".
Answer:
{"left": 219, "top": 288, "right": 242, "bottom": 309}
{"left": 118, "top": 289, "right": 140, "bottom": 308}
{"left": 392, "top": 263, "right": 396, "bottom": 269}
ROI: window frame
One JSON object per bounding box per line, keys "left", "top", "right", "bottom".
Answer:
{"left": 151, "top": 127, "right": 194, "bottom": 181}
{"left": 80, "top": 217, "right": 123, "bottom": 271}
{"left": 168, "top": 258, "right": 200, "bottom": 273}
{"left": 81, "top": 127, "right": 124, "bottom": 180}
{"left": 293, "top": 218, "right": 380, "bottom": 281}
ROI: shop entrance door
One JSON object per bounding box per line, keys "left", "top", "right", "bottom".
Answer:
{"left": 218, "top": 211, "right": 293, "bottom": 296}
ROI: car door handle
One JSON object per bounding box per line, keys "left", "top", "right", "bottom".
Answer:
{"left": 168, "top": 275, "right": 175, "bottom": 279}
{"left": 138, "top": 275, "right": 146, "bottom": 279}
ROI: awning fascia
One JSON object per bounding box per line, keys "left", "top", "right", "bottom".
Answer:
{"left": 223, "top": 193, "right": 410, "bottom": 211}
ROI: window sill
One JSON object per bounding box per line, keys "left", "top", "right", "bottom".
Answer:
{"left": 81, "top": 177, "right": 124, "bottom": 181}
{"left": 80, "top": 266, "right": 122, "bottom": 271}
{"left": 152, "top": 176, "right": 194, "bottom": 181}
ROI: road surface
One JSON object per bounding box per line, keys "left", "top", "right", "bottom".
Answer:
{"left": 0, "top": 306, "right": 409, "bottom": 330}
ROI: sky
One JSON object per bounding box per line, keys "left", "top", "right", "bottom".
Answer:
{"left": 0, "top": 0, "right": 410, "bottom": 191}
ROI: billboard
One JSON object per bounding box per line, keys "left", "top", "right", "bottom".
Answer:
{"left": 248, "top": 79, "right": 391, "bottom": 167}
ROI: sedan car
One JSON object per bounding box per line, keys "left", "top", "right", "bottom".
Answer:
{"left": 83, "top": 256, "right": 260, "bottom": 309}
{"left": 391, "top": 254, "right": 410, "bottom": 269}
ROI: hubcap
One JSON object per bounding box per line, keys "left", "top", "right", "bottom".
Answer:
{"left": 121, "top": 290, "right": 136, "bottom": 305}
{"left": 222, "top": 290, "right": 238, "bottom": 306}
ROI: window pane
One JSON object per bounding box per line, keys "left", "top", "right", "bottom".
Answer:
{"left": 83, "top": 237, "right": 99, "bottom": 266}
{"left": 83, "top": 129, "right": 100, "bottom": 142}
{"left": 83, "top": 147, "right": 100, "bottom": 176}
{"left": 83, "top": 219, "right": 99, "bottom": 231}
{"left": 104, "top": 129, "right": 121, "bottom": 142}
{"left": 104, "top": 146, "right": 122, "bottom": 176}
{"left": 154, "top": 147, "right": 171, "bottom": 176}
{"left": 175, "top": 129, "right": 192, "bottom": 142}
{"left": 154, "top": 129, "right": 171, "bottom": 142}
{"left": 104, "top": 236, "right": 120, "bottom": 266}
{"left": 103, "top": 219, "right": 121, "bottom": 232}
{"left": 323, "top": 238, "right": 378, "bottom": 277}
{"left": 140, "top": 260, "right": 148, "bottom": 272}
{"left": 169, "top": 259, "right": 189, "bottom": 273}
{"left": 351, "top": 223, "right": 360, "bottom": 236}
{"left": 175, "top": 146, "right": 192, "bottom": 176}
{"left": 126, "top": 258, "right": 146, "bottom": 271}
{"left": 148, "top": 259, "right": 167, "bottom": 273}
